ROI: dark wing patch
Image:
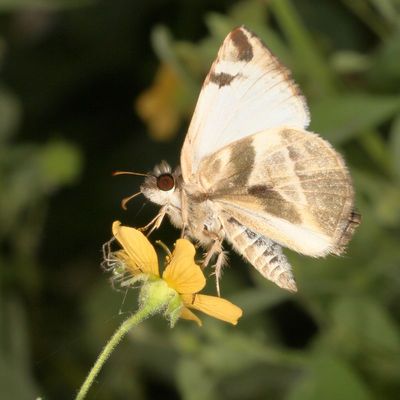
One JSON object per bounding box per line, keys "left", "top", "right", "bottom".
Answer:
{"left": 248, "top": 185, "right": 273, "bottom": 196}
{"left": 209, "top": 72, "right": 237, "bottom": 88}
{"left": 228, "top": 136, "right": 255, "bottom": 186}
{"left": 247, "top": 185, "right": 302, "bottom": 224}
{"left": 230, "top": 27, "right": 254, "bottom": 61}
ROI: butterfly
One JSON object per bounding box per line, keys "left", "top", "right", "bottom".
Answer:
{"left": 130, "top": 26, "right": 360, "bottom": 294}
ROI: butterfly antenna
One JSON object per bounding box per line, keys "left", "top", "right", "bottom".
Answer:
{"left": 113, "top": 171, "right": 152, "bottom": 178}
{"left": 121, "top": 191, "right": 142, "bottom": 210}
{"left": 113, "top": 170, "right": 153, "bottom": 210}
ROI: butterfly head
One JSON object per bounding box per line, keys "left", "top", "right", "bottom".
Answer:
{"left": 140, "top": 160, "right": 182, "bottom": 209}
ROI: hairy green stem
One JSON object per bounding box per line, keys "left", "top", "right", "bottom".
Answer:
{"left": 75, "top": 304, "right": 154, "bottom": 400}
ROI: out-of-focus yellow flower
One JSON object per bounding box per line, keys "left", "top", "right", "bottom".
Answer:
{"left": 110, "top": 221, "right": 243, "bottom": 326}
{"left": 135, "top": 64, "right": 182, "bottom": 141}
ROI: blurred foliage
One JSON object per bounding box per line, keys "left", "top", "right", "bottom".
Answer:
{"left": 1, "top": 0, "right": 400, "bottom": 399}
{"left": 0, "top": 1, "right": 84, "bottom": 398}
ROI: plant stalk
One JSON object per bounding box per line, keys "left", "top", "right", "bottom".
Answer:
{"left": 75, "top": 304, "right": 154, "bottom": 400}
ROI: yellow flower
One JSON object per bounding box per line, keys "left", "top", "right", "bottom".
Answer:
{"left": 110, "top": 221, "right": 242, "bottom": 326}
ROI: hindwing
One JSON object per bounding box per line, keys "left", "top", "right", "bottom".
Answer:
{"left": 197, "top": 127, "right": 359, "bottom": 256}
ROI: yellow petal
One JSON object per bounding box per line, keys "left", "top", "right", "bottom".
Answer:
{"left": 162, "top": 239, "right": 206, "bottom": 293}
{"left": 112, "top": 221, "right": 159, "bottom": 276}
{"left": 179, "top": 307, "right": 202, "bottom": 326}
{"left": 181, "top": 294, "right": 243, "bottom": 325}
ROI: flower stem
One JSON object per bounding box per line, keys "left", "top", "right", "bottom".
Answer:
{"left": 75, "top": 305, "right": 154, "bottom": 400}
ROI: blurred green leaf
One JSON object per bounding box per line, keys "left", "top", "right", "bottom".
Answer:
{"left": 270, "top": 0, "right": 336, "bottom": 96}
{"left": 0, "top": 0, "right": 93, "bottom": 11}
{"left": 151, "top": 25, "right": 195, "bottom": 87}
{"left": 341, "top": 0, "right": 390, "bottom": 39}
{"left": 368, "top": 28, "right": 400, "bottom": 91}
{"left": 0, "top": 294, "right": 40, "bottom": 399}
{"left": 361, "top": 130, "right": 392, "bottom": 172}
{"left": 288, "top": 355, "right": 371, "bottom": 400}
{"left": 177, "top": 358, "right": 217, "bottom": 400}
{"left": 0, "top": 37, "right": 5, "bottom": 66}
{"left": 0, "top": 87, "right": 21, "bottom": 143}
{"left": 311, "top": 94, "right": 400, "bottom": 143}
{"left": 201, "top": 327, "right": 305, "bottom": 371}
{"left": 229, "top": 0, "right": 267, "bottom": 27}
{"left": 375, "top": 185, "right": 400, "bottom": 226}
{"left": 38, "top": 139, "right": 83, "bottom": 190}
{"left": 367, "top": 0, "right": 400, "bottom": 25}
{"left": 353, "top": 169, "right": 400, "bottom": 227}
{"left": 205, "top": 12, "right": 234, "bottom": 40}
{"left": 331, "top": 51, "right": 371, "bottom": 74}
{"left": 0, "top": 139, "right": 82, "bottom": 237}
{"left": 329, "top": 296, "right": 400, "bottom": 355}
{"left": 390, "top": 113, "right": 400, "bottom": 179}
{"left": 232, "top": 287, "right": 289, "bottom": 315}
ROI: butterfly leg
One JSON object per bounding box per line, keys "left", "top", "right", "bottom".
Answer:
{"left": 180, "top": 192, "right": 190, "bottom": 239}
{"left": 140, "top": 206, "right": 167, "bottom": 236}
{"left": 213, "top": 250, "right": 228, "bottom": 297}
{"left": 180, "top": 223, "right": 189, "bottom": 239}
{"left": 203, "top": 240, "right": 219, "bottom": 267}
{"left": 201, "top": 229, "right": 227, "bottom": 296}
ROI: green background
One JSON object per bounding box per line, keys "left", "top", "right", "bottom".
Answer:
{"left": 1, "top": 0, "right": 400, "bottom": 399}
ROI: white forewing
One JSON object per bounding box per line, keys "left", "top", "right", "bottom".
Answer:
{"left": 181, "top": 26, "right": 310, "bottom": 180}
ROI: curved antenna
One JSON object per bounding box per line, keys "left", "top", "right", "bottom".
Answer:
{"left": 121, "top": 191, "right": 142, "bottom": 210}
{"left": 113, "top": 170, "right": 152, "bottom": 178}
{"left": 113, "top": 170, "right": 153, "bottom": 210}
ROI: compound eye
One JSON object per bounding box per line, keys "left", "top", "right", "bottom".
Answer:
{"left": 156, "top": 173, "right": 175, "bottom": 191}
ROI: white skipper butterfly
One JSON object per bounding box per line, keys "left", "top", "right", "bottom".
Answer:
{"left": 133, "top": 26, "right": 360, "bottom": 293}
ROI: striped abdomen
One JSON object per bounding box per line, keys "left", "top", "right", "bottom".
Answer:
{"left": 222, "top": 216, "right": 297, "bottom": 292}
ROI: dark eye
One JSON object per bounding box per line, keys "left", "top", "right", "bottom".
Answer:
{"left": 157, "top": 173, "right": 175, "bottom": 191}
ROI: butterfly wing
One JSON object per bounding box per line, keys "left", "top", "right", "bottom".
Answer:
{"left": 181, "top": 26, "right": 310, "bottom": 181}
{"left": 197, "top": 127, "right": 359, "bottom": 257}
